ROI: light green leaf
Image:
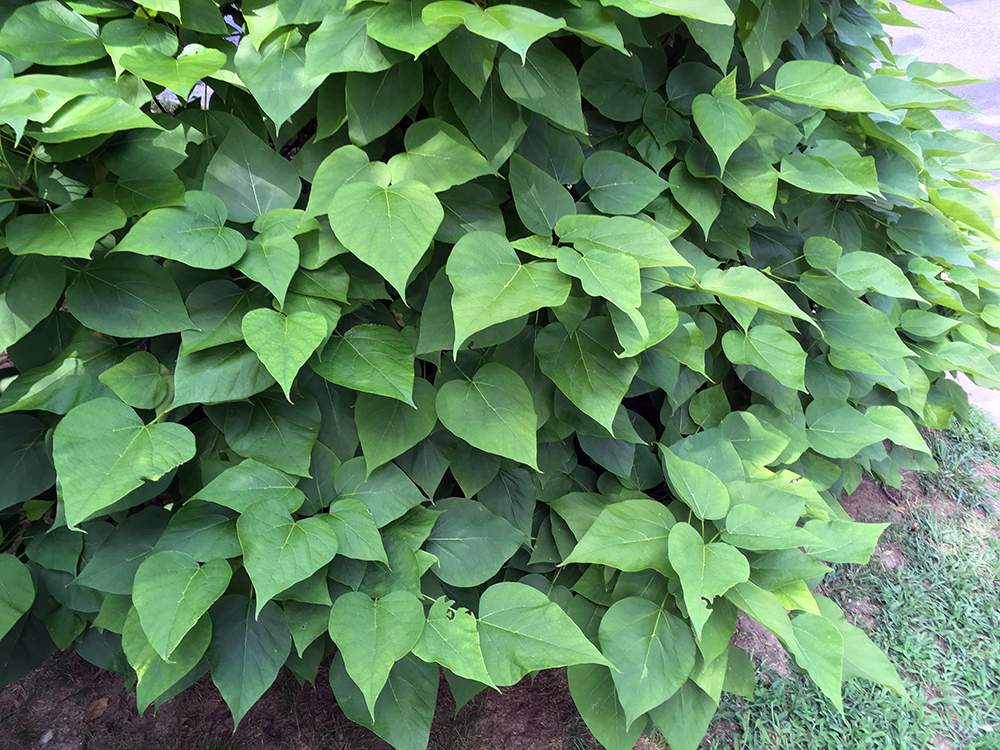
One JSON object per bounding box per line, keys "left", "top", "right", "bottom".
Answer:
{"left": 660, "top": 444, "right": 730, "bottom": 520}
{"left": 206, "top": 595, "right": 291, "bottom": 729}
{"left": 447, "top": 230, "right": 571, "bottom": 354}
{"left": 114, "top": 191, "right": 246, "bottom": 269}
{"left": 202, "top": 125, "right": 301, "bottom": 224}
{"left": 508, "top": 153, "right": 576, "bottom": 234}
{"left": 669, "top": 523, "right": 749, "bottom": 640}
{"left": 423, "top": 2, "right": 565, "bottom": 62}
{"left": 328, "top": 590, "right": 424, "bottom": 721}
{"left": 609, "top": 292, "right": 679, "bottom": 358}
{"left": 557, "top": 246, "right": 642, "bottom": 312}
{"left": 305, "top": 7, "right": 407, "bottom": 77}
{"left": 367, "top": 0, "right": 457, "bottom": 57}
{"left": 478, "top": 582, "right": 612, "bottom": 686}
{"left": 584, "top": 151, "right": 669, "bottom": 215}
{"left": 0, "top": 1, "right": 105, "bottom": 65}
{"left": 334, "top": 457, "right": 428, "bottom": 527}
{"left": 327, "top": 498, "right": 388, "bottom": 563}
{"left": 121, "top": 43, "right": 226, "bottom": 100}
{"left": 697, "top": 266, "right": 811, "bottom": 322}
{"left": 425, "top": 496, "right": 527, "bottom": 587}
{"left": 535, "top": 319, "right": 639, "bottom": 434}
{"left": 242, "top": 309, "right": 327, "bottom": 401}
{"left": 790, "top": 613, "right": 844, "bottom": 712}
{"left": 234, "top": 28, "right": 323, "bottom": 125}
{"left": 568, "top": 663, "right": 645, "bottom": 750}
{"left": 864, "top": 405, "right": 931, "bottom": 455}
{"left": 770, "top": 60, "right": 895, "bottom": 117}
{"left": 53, "top": 399, "right": 195, "bottom": 530}
{"left": 390, "top": 119, "right": 492, "bottom": 193}
{"left": 600, "top": 0, "right": 734, "bottom": 25}
{"left": 311, "top": 324, "right": 415, "bottom": 406}
{"left": 669, "top": 162, "right": 722, "bottom": 236}
{"left": 692, "top": 93, "right": 755, "bottom": 173}
{"left": 304, "top": 145, "right": 376, "bottom": 220}
{"left": 802, "top": 520, "right": 888, "bottom": 564}
{"left": 436, "top": 363, "right": 538, "bottom": 470}
{"left": 0, "top": 555, "right": 34, "bottom": 641}
{"left": 412, "top": 597, "right": 495, "bottom": 687}
{"left": 192, "top": 459, "right": 302, "bottom": 513}
{"left": 235, "top": 235, "right": 300, "bottom": 308}
{"left": 805, "top": 399, "right": 886, "bottom": 458}
{"left": 237, "top": 498, "right": 339, "bottom": 616}
{"left": 648, "top": 681, "right": 718, "bottom": 750}
{"left": 133, "top": 551, "right": 231, "bottom": 660}
{"left": 356, "top": 379, "right": 438, "bottom": 475}
{"left": 7, "top": 198, "right": 126, "bottom": 259}
{"left": 345, "top": 61, "right": 424, "bottom": 145}
{"left": 98, "top": 352, "right": 168, "bottom": 410}
{"left": 153, "top": 502, "right": 242, "bottom": 563}
{"left": 742, "top": 0, "right": 803, "bottom": 81}
{"left": 835, "top": 251, "right": 921, "bottom": 301}
{"left": 721, "top": 326, "right": 807, "bottom": 391}
{"left": 564, "top": 499, "right": 675, "bottom": 576}
{"left": 329, "top": 180, "right": 442, "bottom": 302}
{"left": 599, "top": 596, "right": 696, "bottom": 728}
{"left": 173, "top": 343, "right": 276, "bottom": 408}
{"left": 804, "top": 236, "right": 842, "bottom": 269}
{"left": 222, "top": 393, "right": 321, "bottom": 477}
{"left": 497, "top": 42, "right": 586, "bottom": 133}
{"left": 572, "top": 216, "right": 692, "bottom": 269}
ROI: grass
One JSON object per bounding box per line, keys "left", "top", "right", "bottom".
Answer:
{"left": 705, "top": 408, "right": 1000, "bottom": 750}
{"left": 918, "top": 407, "right": 1000, "bottom": 513}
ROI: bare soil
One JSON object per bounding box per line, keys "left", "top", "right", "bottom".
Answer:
{"left": 2, "top": 465, "right": 996, "bottom": 750}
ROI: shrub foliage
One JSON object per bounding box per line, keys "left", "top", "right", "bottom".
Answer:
{"left": 1, "top": 0, "right": 999, "bottom": 747}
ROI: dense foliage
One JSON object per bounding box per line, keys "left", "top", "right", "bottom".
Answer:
{"left": 1, "top": 0, "right": 999, "bottom": 747}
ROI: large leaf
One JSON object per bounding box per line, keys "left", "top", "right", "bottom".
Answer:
{"left": 390, "top": 118, "right": 492, "bottom": 193}
{"left": 770, "top": 61, "right": 895, "bottom": 117}
{"left": 132, "top": 551, "right": 231, "bottom": 661}
{"left": 202, "top": 125, "right": 301, "bottom": 224}
{"left": 660, "top": 444, "right": 730, "bottom": 520}
{"left": 424, "top": 2, "right": 565, "bottom": 62}
{"left": 328, "top": 590, "right": 424, "bottom": 721}
{"left": 237, "top": 498, "right": 340, "bottom": 616}
{"left": 0, "top": 256, "right": 65, "bottom": 352}
{"left": 599, "top": 596, "right": 697, "bottom": 727}
{"left": 234, "top": 27, "right": 323, "bottom": 125}
{"left": 221, "top": 393, "right": 320, "bottom": 477}
{"left": 424, "top": 497, "right": 527, "bottom": 587}
{"left": 206, "top": 595, "right": 291, "bottom": 729}
{"left": 497, "top": 42, "right": 585, "bottom": 132}
{"left": 600, "top": 0, "right": 734, "bottom": 25}
{"left": 242, "top": 309, "right": 327, "bottom": 401}
{"left": 0, "top": 1, "right": 105, "bottom": 65}
{"left": 120, "top": 44, "right": 226, "bottom": 100}
{"left": 447, "top": 230, "right": 571, "bottom": 354}
{"left": 568, "top": 663, "right": 646, "bottom": 750}
{"left": 329, "top": 180, "right": 443, "bottom": 302}
{"left": 113, "top": 191, "right": 246, "bottom": 269}
{"left": 584, "top": 151, "right": 669, "bottom": 215}
{"left": 412, "top": 597, "right": 495, "bottom": 686}
{"left": 0, "top": 414, "right": 56, "bottom": 512}
{"left": 691, "top": 93, "right": 755, "bottom": 173}
{"left": 435, "top": 363, "right": 539, "bottom": 470}
{"left": 7, "top": 199, "right": 126, "bottom": 259}
{"left": 0, "top": 556, "right": 34, "bottom": 642}
{"left": 345, "top": 61, "right": 424, "bottom": 145}
{"left": 477, "top": 582, "right": 611, "bottom": 686}
{"left": 564, "top": 499, "right": 675, "bottom": 576}
{"left": 311, "top": 325, "right": 416, "bottom": 406}
{"left": 334, "top": 457, "right": 428, "bottom": 527}
{"left": 356, "top": 379, "right": 438, "bottom": 475}
{"left": 508, "top": 152, "right": 575, "bottom": 235}
{"left": 53, "top": 399, "right": 195, "bottom": 530}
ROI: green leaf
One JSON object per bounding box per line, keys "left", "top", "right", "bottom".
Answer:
{"left": 0, "top": 1, "right": 105, "bottom": 65}
{"left": 311, "top": 325, "right": 416, "bottom": 406}
{"left": 154, "top": 502, "right": 242, "bottom": 563}
{"left": 564, "top": 499, "right": 675, "bottom": 576}
{"left": 535, "top": 319, "right": 639, "bottom": 434}
{"left": 65, "top": 253, "right": 193, "bottom": 337}
{"left": 584, "top": 151, "right": 669, "bottom": 215}
{"left": 53, "top": 399, "right": 195, "bottom": 530}
{"left": 508, "top": 153, "right": 576, "bottom": 235}
{"left": 438, "top": 25, "right": 497, "bottom": 97}
{"left": 180, "top": 281, "right": 262, "bottom": 355}
{"left": 741, "top": 0, "right": 803, "bottom": 81}
{"left": 478, "top": 582, "right": 611, "bottom": 686}
{"left": 601, "top": 0, "right": 734, "bottom": 25}
{"left": 234, "top": 28, "right": 323, "bottom": 125}
{"left": 669, "top": 523, "right": 749, "bottom": 640}
{"left": 692, "top": 93, "right": 755, "bottom": 173}
{"left": 648, "top": 681, "right": 718, "bottom": 750}
{"left": 304, "top": 145, "right": 376, "bottom": 220}
{"left": 329, "top": 180, "right": 443, "bottom": 302}
{"left": 835, "top": 251, "right": 920, "bottom": 301}
{"left": 366, "top": 0, "right": 456, "bottom": 57}
{"left": 98, "top": 352, "right": 168, "bottom": 410}
{"left": 697, "top": 266, "right": 811, "bottom": 323}
{"left": 660, "top": 444, "right": 730, "bottom": 520}
{"left": 334, "top": 457, "right": 428, "bottom": 527}
{"left": 435, "top": 363, "right": 538, "bottom": 470}
{"left": 412, "top": 597, "right": 495, "bottom": 687}
{"left": 669, "top": 163, "right": 722, "bottom": 236}
{"left": 557, "top": 246, "right": 642, "bottom": 313}
{"left": 805, "top": 399, "right": 886, "bottom": 459}
{"left": 114, "top": 191, "right": 247, "bottom": 269}
{"left": 568, "top": 663, "right": 646, "bottom": 750}
{"left": 133, "top": 551, "right": 231, "bottom": 660}
{"left": 804, "top": 236, "right": 842, "bottom": 270}
{"left": 31, "top": 95, "right": 160, "bottom": 142}
{"left": 599, "top": 596, "right": 696, "bottom": 727}
{"left": 0, "top": 555, "right": 34, "bottom": 642}
{"left": 450, "top": 71, "right": 527, "bottom": 170}
{"left": 770, "top": 61, "right": 895, "bottom": 117}
{"left": 202, "top": 125, "right": 301, "bottom": 224}
{"left": 390, "top": 119, "right": 492, "bottom": 193}
{"left": 802, "top": 520, "right": 888, "bottom": 564}
{"left": 0, "top": 255, "right": 66, "bottom": 352}
{"left": 327, "top": 498, "right": 388, "bottom": 564}
{"left": 345, "top": 61, "right": 424, "bottom": 145}
{"left": 93, "top": 176, "right": 187, "bottom": 217}
{"left": 173, "top": 343, "right": 276, "bottom": 409}
{"left": 447, "top": 230, "right": 571, "bottom": 354}
{"left": 425, "top": 497, "right": 527, "bottom": 587}
{"left": 328, "top": 590, "right": 424, "bottom": 721}
{"left": 122, "top": 43, "right": 226, "bottom": 100}
{"left": 242, "top": 309, "right": 327, "bottom": 401}
{"left": 722, "top": 504, "right": 818, "bottom": 551}
{"left": 497, "top": 42, "right": 586, "bottom": 133}
{"left": 7, "top": 199, "right": 126, "bottom": 259}
{"left": 721, "top": 326, "right": 807, "bottom": 391}
{"left": 222, "top": 393, "right": 321, "bottom": 477}
{"left": 234, "top": 235, "right": 300, "bottom": 308}
{"left": 0, "top": 415, "right": 56, "bottom": 512}
{"left": 356, "top": 379, "right": 438, "bottom": 475}
{"left": 423, "top": 2, "right": 565, "bottom": 62}
{"left": 73, "top": 508, "right": 169, "bottom": 595}
{"left": 238, "top": 498, "right": 339, "bottom": 616}
{"left": 206, "top": 595, "right": 291, "bottom": 729}
{"left": 305, "top": 7, "right": 407, "bottom": 77}
{"left": 122, "top": 607, "right": 210, "bottom": 713}
{"left": 192, "top": 459, "right": 302, "bottom": 514}
{"left": 579, "top": 47, "right": 646, "bottom": 122}
{"left": 790, "top": 613, "right": 844, "bottom": 712}
{"left": 571, "top": 216, "right": 692, "bottom": 269}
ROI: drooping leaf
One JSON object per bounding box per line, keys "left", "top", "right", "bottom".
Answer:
{"left": 411, "top": 597, "right": 495, "bottom": 687}
{"left": 0, "top": 556, "right": 34, "bottom": 642}
{"left": 355, "top": 379, "right": 438, "bottom": 475}
{"left": 7, "top": 199, "right": 126, "bottom": 259}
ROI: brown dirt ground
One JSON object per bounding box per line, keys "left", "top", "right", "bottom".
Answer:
{"left": 2, "top": 464, "right": 996, "bottom": 750}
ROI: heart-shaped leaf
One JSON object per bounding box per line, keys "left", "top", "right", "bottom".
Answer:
{"left": 242, "top": 309, "right": 327, "bottom": 401}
